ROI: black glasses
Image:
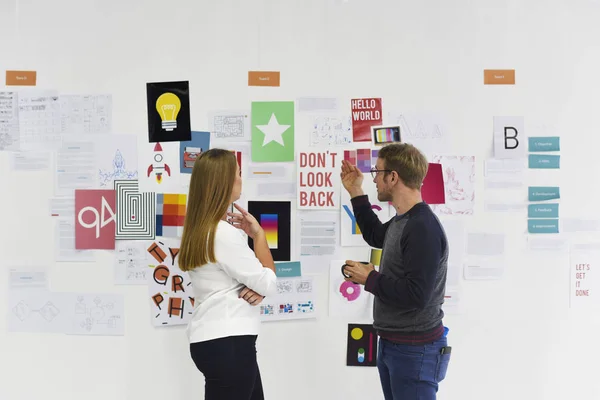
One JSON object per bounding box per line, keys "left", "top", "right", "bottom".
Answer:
{"left": 370, "top": 167, "right": 392, "bottom": 179}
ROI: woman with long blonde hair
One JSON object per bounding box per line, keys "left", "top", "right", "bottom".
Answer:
{"left": 179, "top": 148, "right": 276, "bottom": 400}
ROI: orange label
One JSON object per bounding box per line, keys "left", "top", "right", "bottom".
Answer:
{"left": 484, "top": 69, "right": 515, "bottom": 85}
{"left": 6, "top": 70, "right": 37, "bottom": 86}
{"left": 248, "top": 71, "right": 280, "bottom": 87}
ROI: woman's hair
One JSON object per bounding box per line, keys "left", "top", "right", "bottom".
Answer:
{"left": 178, "top": 148, "right": 238, "bottom": 272}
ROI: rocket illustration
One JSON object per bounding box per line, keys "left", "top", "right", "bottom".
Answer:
{"left": 147, "top": 142, "right": 171, "bottom": 184}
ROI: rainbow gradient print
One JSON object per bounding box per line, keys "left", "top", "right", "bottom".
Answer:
{"left": 261, "top": 214, "right": 278, "bottom": 248}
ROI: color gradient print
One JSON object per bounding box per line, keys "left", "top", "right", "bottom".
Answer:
{"left": 260, "top": 214, "right": 278, "bottom": 248}
{"left": 346, "top": 323, "right": 378, "bottom": 367}
{"left": 343, "top": 149, "right": 379, "bottom": 173}
{"left": 248, "top": 201, "right": 291, "bottom": 261}
{"left": 372, "top": 125, "right": 401, "bottom": 145}
{"left": 156, "top": 193, "right": 187, "bottom": 238}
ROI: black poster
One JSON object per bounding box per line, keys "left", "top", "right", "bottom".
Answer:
{"left": 247, "top": 201, "right": 291, "bottom": 261}
{"left": 146, "top": 81, "right": 192, "bottom": 143}
{"left": 346, "top": 323, "right": 378, "bottom": 367}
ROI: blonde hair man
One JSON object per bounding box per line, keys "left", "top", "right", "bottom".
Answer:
{"left": 341, "top": 143, "right": 451, "bottom": 400}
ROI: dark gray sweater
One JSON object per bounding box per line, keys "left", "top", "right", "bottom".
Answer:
{"left": 351, "top": 195, "right": 448, "bottom": 344}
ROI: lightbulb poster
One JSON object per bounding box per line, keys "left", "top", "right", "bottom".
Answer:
{"left": 146, "top": 80, "right": 192, "bottom": 143}
{"left": 247, "top": 201, "right": 291, "bottom": 261}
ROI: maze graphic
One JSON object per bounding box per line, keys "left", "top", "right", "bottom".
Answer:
{"left": 114, "top": 180, "right": 156, "bottom": 240}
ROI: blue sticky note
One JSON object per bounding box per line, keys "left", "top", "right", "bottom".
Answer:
{"left": 528, "top": 187, "right": 560, "bottom": 201}
{"left": 528, "top": 219, "right": 559, "bottom": 234}
{"left": 275, "top": 261, "right": 302, "bottom": 277}
{"left": 529, "top": 154, "right": 560, "bottom": 169}
{"left": 528, "top": 137, "right": 560, "bottom": 152}
{"left": 179, "top": 131, "right": 211, "bottom": 173}
{"left": 528, "top": 203, "right": 559, "bottom": 218}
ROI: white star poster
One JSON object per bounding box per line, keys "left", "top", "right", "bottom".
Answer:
{"left": 251, "top": 101, "right": 295, "bottom": 162}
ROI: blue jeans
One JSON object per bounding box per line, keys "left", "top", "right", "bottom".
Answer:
{"left": 377, "top": 336, "right": 451, "bottom": 400}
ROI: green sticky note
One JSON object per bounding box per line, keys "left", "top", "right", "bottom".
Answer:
{"left": 275, "top": 261, "right": 302, "bottom": 277}
{"left": 528, "top": 219, "right": 559, "bottom": 234}
{"left": 528, "top": 136, "right": 560, "bottom": 152}
{"left": 528, "top": 154, "right": 560, "bottom": 169}
{"left": 528, "top": 186, "right": 560, "bottom": 201}
{"left": 528, "top": 203, "right": 559, "bottom": 218}
{"left": 251, "top": 101, "right": 295, "bottom": 162}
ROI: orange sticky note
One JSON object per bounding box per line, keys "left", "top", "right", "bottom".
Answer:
{"left": 6, "top": 70, "right": 37, "bottom": 86}
{"left": 484, "top": 69, "right": 515, "bottom": 85}
{"left": 248, "top": 71, "right": 280, "bottom": 87}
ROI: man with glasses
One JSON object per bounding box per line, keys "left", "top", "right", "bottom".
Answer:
{"left": 340, "top": 143, "right": 451, "bottom": 400}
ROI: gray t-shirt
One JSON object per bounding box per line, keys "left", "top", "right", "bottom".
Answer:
{"left": 351, "top": 196, "right": 448, "bottom": 335}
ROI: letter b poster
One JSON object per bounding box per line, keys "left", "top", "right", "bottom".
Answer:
{"left": 351, "top": 98, "right": 382, "bottom": 142}
{"left": 493, "top": 116, "right": 526, "bottom": 159}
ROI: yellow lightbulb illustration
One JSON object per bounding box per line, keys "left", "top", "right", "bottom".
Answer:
{"left": 155, "top": 92, "right": 181, "bottom": 131}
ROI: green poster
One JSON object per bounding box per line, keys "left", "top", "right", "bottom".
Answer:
{"left": 251, "top": 101, "right": 295, "bottom": 162}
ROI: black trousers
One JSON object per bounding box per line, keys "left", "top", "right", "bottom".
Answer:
{"left": 190, "top": 335, "right": 264, "bottom": 400}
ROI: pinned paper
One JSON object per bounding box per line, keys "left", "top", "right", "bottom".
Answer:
{"left": 528, "top": 219, "right": 559, "bottom": 234}
{"left": 484, "top": 69, "right": 515, "bottom": 85}
{"left": 346, "top": 324, "right": 378, "bottom": 367}
{"left": 146, "top": 81, "right": 191, "bottom": 143}
{"left": 248, "top": 71, "right": 280, "bottom": 87}
{"left": 6, "top": 70, "right": 36, "bottom": 86}
{"left": 528, "top": 187, "right": 560, "bottom": 201}
{"left": 422, "top": 163, "right": 445, "bottom": 205}
{"left": 494, "top": 116, "right": 526, "bottom": 159}
{"left": 370, "top": 249, "right": 382, "bottom": 266}
{"left": 528, "top": 137, "right": 560, "bottom": 152}
{"left": 528, "top": 203, "right": 559, "bottom": 218}
{"left": 275, "top": 261, "right": 302, "bottom": 277}
{"left": 529, "top": 154, "right": 560, "bottom": 169}
{"left": 248, "top": 201, "right": 291, "bottom": 261}
{"left": 351, "top": 98, "right": 382, "bottom": 142}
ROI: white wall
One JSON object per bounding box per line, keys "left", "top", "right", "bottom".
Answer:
{"left": 2, "top": 0, "right": 600, "bottom": 399}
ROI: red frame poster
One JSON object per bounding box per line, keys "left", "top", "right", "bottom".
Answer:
{"left": 351, "top": 98, "right": 382, "bottom": 142}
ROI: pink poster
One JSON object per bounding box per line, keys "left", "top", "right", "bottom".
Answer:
{"left": 351, "top": 98, "right": 382, "bottom": 142}
{"left": 75, "top": 189, "right": 116, "bottom": 249}
{"left": 422, "top": 163, "right": 446, "bottom": 205}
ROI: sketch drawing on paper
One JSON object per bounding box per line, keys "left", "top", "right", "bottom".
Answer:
{"left": 297, "top": 300, "right": 314, "bottom": 313}
{"left": 309, "top": 115, "right": 352, "bottom": 146}
{"left": 213, "top": 114, "right": 246, "bottom": 138}
{"left": 430, "top": 155, "right": 475, "bottom": 215}
{"left": 386, "top": 112, "right": 448, "bottom": 152}
{"left": 0, "top": 91, "right": 18, "bottom": 151}
{"left": 13, "top": 299, "right": 60, "bottom": 322}
{"left": 73, "top": 295, "right": 121, "bottom": 332}
{"left": 296, "top": 279, "right": 313, "bottom": 293}
{"left": 99, "top": 149, "right": 138, "bottom": 187}
{"left": 277, "top": 280, "right": 293, "bottom": 294}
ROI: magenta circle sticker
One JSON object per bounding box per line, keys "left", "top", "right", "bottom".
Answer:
{"left": 339, "top": 281, "right": 361, "bottom": 301}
